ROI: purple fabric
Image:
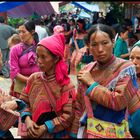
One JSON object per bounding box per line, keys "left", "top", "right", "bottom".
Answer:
{"left": 0, "top": 2, "right": 27, "bottom": 12}
{"left": 7, "top": 2, "right": 55, "bottom": 18}
{"left": 10, "top": 43, "right": 40, "bottom": 80}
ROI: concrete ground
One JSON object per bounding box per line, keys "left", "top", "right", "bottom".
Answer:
{"left": 0, "top": 76, "right": 11, "bottom": 93}
{"left": 0, "top": 74, "right": 78, "bottom": 138}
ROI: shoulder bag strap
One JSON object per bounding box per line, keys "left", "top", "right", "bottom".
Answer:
{"left": 84, "top": 95, "right": 94, "bottom": 118}
{"left": 19, "top": 45, "right": 36, "bottom": 58}
{"left": 41, "top": 78, "right": 56, "bottom": 111}
{"left": 41, "top": 77, "right": 66, "bottom": 129}
{"left": 82, "top": 62, "right": 97, "bottom": 118}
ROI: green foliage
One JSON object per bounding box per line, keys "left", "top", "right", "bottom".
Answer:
{"left": 109, "top": 2, "right": 125, "bottom": 24}
{"left": 29, "top": 12, "right": 41, "bottom": 20}
{"left": 7, "top": 17, "right": 25, "bottom": 28}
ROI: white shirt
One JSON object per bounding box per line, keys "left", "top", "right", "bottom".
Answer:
{"left": 35, "top": 25, "right": 48, "bottom": 41}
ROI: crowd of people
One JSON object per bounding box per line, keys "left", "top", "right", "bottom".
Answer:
{"left": 0, "top": 10, "right": 140, "bottom": 138}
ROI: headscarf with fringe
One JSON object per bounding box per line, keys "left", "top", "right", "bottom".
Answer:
{"left": 130, "top": 40, "right": 140, "bottom": 52}
{"left": 37, "top": 33, "right": 70, "bottom": 86}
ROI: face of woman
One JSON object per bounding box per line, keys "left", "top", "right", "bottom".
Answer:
{"left": 129, "top": 46, "right": 140, "bottom": 74}
{"left": 121, "top": 30, "right": 129, "bottom": 40}
{"left": 18, "top": 25, "right": 33, "bottom": 44}
{"left": 36, "top": 45, "right": 57, "bottom": 75}
{"left": 89, "top": 31, "right": 114, "bottom": 64}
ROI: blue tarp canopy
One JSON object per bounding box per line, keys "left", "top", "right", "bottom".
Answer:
{"left": 0, "top": 2, "right": 55, "bottom": 18}
{"left": 0, "top": 2, "right": 27, "bottom": 12}
{"left": 71, "top": 2, "right": 99, "bottom": 13}
{"left": 79, "top": 10, "right": 91, "bottom": 18}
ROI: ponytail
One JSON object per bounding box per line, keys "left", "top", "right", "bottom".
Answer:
{"left": 33, "top": 32, "right": 39, "bottom": 45}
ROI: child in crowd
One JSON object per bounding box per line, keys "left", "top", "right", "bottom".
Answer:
{"left": 8, "top": 34, "right": 21, "bottom": 49}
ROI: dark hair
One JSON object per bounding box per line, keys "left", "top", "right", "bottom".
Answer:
{"left": 76, "top": 18, "right": 86, "bottom": 31}
{"left": 87, "top": 24, "right": 115, "bottom": 41}
{"left": 18, "top": 20, "right": 39, "bottom": 44}
{"left": 24, "top": 20, "right": 39, "bottom": 44}
{"left": 0, "top": 16, "right": 5, "bottom": 23}
{"left": 61, "top": 18, "right": 67, "bottom": 24}
{"left": 97, "top": 17, "right": 106, "bottom": 24}
{"left": 118, "top": 25, "right": 128, "bottom": 35}
{"left": 123, "top": 18, "right": 132, "bottom": 27}
{"left": 34, "top": 19, "right": 45, "bottom": 26}
{"left": 70, "top": 18, "right": 75, "bottom": 24}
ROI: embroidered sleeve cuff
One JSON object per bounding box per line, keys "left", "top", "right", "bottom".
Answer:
{"left": 15, "top": 99, "right": 27, "bottom": 112}
{"left": 20, "top": 112, "right": 32, "bottom": 123}
{"left": 85, "top": 82, "right": 99, "bottom": 96}
{"left": 45, "top": 120, "right": 54, "bottom": 133}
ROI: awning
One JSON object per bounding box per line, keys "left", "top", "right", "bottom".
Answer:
{"left": 0, "top": 1, "right": 27, "bottom": 12}
{"left": 71, "top": 2, "right": 99, "bottom": 13}
{"left": 79, "top": 10, "right": 91, "bottom": 18}
{"left": 59, "top": 2, "right": 74, "bottom": 13}
{"left": 0, "top": 2, "right": 55, "bottom": 18}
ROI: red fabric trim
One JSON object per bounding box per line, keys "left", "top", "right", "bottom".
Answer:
{"left": 32, "top": 84, "right": 76, "bottom": 122}
{"left": 32, "top": 101, "right": 52, "bottom": 122}
{"left": 56, "top": 89, "right": 76, "bottom": 112}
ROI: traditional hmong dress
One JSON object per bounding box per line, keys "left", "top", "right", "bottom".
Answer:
{"left": 128, "top": 75, "right": 140, "bottom": 137}
{"left": 70, "top": 55, "right": 138, "bottom": 138}
{"left": 20, "top": 72, "right": 76, "bottom": 138}
{"left": 128, "top": 75, "right": 140, "bottom": 115}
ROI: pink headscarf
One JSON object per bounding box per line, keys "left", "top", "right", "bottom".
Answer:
{"left": 38, "top": 33, "right": 70, "bottom": 86}
{"left": 53, "top": 25, "right": 64, "bottom": 35}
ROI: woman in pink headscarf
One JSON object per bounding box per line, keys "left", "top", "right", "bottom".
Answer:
{"left": 53, "top": 25, "right": 70, "bottom": 66}
{"left": 19, "top": 33, "right": 76, "bottom": 138}
{"left": 53, "top": 25, "right": 64, "bottom": 35}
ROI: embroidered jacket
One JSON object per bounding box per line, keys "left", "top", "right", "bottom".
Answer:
{"left": 70, "top": 56, "right": 138, "bottom": 137}
{"left": 20, "top": 72, "right": 76, "bottom": 138}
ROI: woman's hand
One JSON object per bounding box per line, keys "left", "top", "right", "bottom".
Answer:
{"left": 25, "top": 116, "right": 40, "bottom": 138}
{"left": 33, "top": 124, "right": 47, "bottom": 138}
{"left": 77, "top": 70, "right": 95, "bottom": 86}
{"left": 1, "top": 100, "right": 18, "bottom": 110}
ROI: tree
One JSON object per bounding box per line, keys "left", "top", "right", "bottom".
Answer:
{"left": 108, "top": 2, "right": 125, "bottom": 24}
{"left": 8, "top": 17, "right": 25, "bottom": 28}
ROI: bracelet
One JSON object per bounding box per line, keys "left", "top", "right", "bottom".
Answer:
{"left": 85, "top": 82, "right": 99, "bottom": 96}
{"left": 20, "top": 112, "right": 32, "bottom": 123}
